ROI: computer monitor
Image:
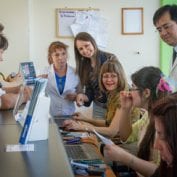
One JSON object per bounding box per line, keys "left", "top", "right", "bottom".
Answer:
{"left": 19, "top": 61, "right": 36, "bottom": 85}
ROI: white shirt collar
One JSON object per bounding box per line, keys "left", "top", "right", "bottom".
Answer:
{"left": 174, "top": 45, "right": 177, "bottom": 53}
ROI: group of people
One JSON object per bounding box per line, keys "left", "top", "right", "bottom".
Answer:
{"left": 0, "top": 4, "right": 177, "bottom": 177}
{"left": 62, "top": 4, "right": 177, "bottom": 177}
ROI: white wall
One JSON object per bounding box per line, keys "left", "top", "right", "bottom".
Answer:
{"left": 0, "top": 0, "right": 160, "bottom": 82}
{"left": 0, "top": 0, "right": 29, "bottom": 75}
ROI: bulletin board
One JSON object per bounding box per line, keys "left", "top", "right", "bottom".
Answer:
{"left": 56, "top": 8, "right": 99, "bottom": 38}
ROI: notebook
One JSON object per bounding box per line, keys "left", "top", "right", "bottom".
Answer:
{"left": 19, "top": 62, "right": 36, "bottom": 85}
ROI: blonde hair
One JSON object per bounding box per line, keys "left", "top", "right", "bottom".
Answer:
{"left": 99, "top": 57, "right": 127, "bottom": 92}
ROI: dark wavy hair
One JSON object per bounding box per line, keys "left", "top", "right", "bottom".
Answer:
{"left": 131, "top": 66, "right": 166, "bottom": 111}
{"left": 152, "top": 92, "right": 177, "bottom": 177}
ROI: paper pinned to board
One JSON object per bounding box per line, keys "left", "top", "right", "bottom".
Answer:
{"left": 93, "top": 130, "right": 113, "bottom": 145}
{"left": 70, "top": 11, "right": 108, "bottom": 49}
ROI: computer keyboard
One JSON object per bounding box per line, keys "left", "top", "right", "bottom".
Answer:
{"left": 54, "top": 116, "right": 71, "bottom": 128}
{"left": 65, "top": 144, "right": 101, "bottom": 160}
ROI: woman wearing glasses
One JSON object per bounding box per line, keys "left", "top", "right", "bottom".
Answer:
{"left": 103, "top": 66, "right": 172, "bottom": 177}
{"left": 153, "top": 4, "right": 177, "bottom": 90}
{"left": 63, "top": 57, "right": 140, "bottom": 144}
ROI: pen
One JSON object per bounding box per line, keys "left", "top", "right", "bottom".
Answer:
{"left": 71, "top": 160, "right": 89, "bottom": 168}
{"left": 70, "top": 160, "right": 100, "bottom": 168}
{"left": 66, "top": 137, "right": 81, "bottom": 144}
{"left": 77, "top": 159, "right": 104, "bottom": 164}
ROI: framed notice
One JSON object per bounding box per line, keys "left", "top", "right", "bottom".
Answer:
{"left": 121, "top": 8, "right": 144, "bottom": 35}
{"left": 56, "top": 8, "right": 99, "bottom": 38}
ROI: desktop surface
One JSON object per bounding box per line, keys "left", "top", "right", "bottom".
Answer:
{"left": 0, "top": 109, "right": 16, "bottom": 125}
{"left": 0, "top": 123, "right": 74, "bottom": 177}
{"left": 0, "top": 110, "right": 116, "bottom": 177}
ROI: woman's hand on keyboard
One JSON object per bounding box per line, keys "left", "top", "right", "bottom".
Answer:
{"left": 63, "top": 119, "right": 94, "bottom": 132}
{"left": 63, "top": 119, "right": 81, "bottom": 131}
{"left": 72, "top": 112, "right": 88, "bottom": 121}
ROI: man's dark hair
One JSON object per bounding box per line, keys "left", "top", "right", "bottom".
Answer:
{"left": 153, "top": 4, "right": 177, "bottom": 25}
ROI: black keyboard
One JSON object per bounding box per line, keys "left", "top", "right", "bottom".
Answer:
{"left": 54, "top": 116, "right": 72, "bottom": 127}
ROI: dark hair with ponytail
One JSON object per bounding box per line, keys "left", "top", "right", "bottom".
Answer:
{"left": 131, "top": 66, "right": 170, "bottom": 161}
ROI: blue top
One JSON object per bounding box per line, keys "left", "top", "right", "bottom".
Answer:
{"left": 55, "top": 73, "right": 66, "bottom": 94}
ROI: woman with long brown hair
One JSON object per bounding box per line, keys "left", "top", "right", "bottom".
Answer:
{"left": 74, "top": 32, "right": 120, "bottom": 119}
{"left": 152, "top": 92, "right": 177, "bottom": 177}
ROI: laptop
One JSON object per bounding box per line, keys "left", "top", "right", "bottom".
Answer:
{"left": 19, "top": 61, "right": 36, "bottom": 85}
{"left": 53, "top": 115, "right": 102, "bottom": 160}
{"left": 13, "top": 84, "right": 30, "bottom": 126}
{"left": 64, "top": 143, "right": 102, "bottom": 160}
{"left": 13, "top": 85, "right": 25, "bottom": 117}
{"left": 53, "top": 115, "right": 73, "bottom": 128}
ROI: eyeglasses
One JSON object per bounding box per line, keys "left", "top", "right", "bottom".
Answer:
{"left": 102, "top": 74, "right": 118, "bottom": 80}
{"left": 129, "top": 87, "right": 141, "bottom": 91}
{"left": 156, "top": 23, "right": 175, "bottom": 34}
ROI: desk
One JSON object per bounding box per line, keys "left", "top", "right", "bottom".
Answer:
{"left": 0, "top": 112, "right": 74, "bottom": 177}
{"left": 0, "top": 109, "right": 16, "bottom": 124}
{"left": 63, "top": 134, "right": 116, "bottom": 177}
{"left": 0, "top": 110, "right": 116, "bottom": 177}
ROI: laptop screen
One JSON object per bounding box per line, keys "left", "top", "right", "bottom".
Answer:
{"left": 20, "top": 62, "right": 36, "bottom": 85}
{"left": 13, "top": 85, "right": 25, "bottom": 116}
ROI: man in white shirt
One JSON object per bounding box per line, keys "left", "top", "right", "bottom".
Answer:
{"left": 153, "top": 4, "right": 177, "bottom": 88}
{"left": 0, "top": 23, "right": 31, "bottom": 109}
